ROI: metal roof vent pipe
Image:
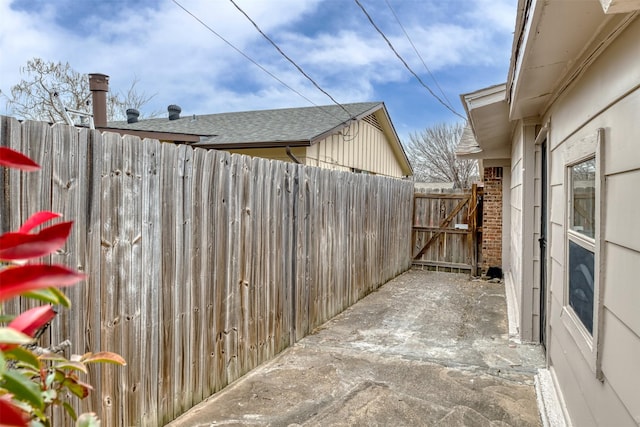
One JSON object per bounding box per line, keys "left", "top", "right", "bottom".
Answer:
{"left": 168, "top": 104, "right": 181, "bottom": 120}
{"left": 126, "top": 108, "right": 140, "bottom": 124}
{"left": 89, "top": 73, "right": 109, "bottom": 128}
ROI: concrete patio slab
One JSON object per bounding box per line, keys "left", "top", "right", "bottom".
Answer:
{"left": 167, "top": 269, "right": 545, "bottom": 426}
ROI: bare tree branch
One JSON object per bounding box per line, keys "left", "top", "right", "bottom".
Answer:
{"left": 1, "top": 58, "right": 156, "bottom": 123}
{"left": 406, "top": 122, "right": 478, "bottom": 189}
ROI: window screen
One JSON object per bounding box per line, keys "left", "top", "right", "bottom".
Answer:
{"left": 567, "top": 157, "right": 596, "bottom": 334}
{"left": 570, "top": 158, "right": 596, "bottom": 238}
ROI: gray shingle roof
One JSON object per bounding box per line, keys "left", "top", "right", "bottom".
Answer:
{"left": 107, "top": 102, "right": 382, "bottom": 146}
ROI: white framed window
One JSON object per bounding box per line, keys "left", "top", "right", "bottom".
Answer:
{"left": 561, "top": 128, "right": 604, "bottom": 379}
{"left": 567, "top": 157, "right": 596, "bottom": 334}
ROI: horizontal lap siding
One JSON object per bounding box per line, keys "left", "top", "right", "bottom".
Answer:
{"left": 305, "top": 120, "right": 405, "bottom": 178}
{"left": 544, "top": 18, "right": 640, "bottom": 424}
{"left": 0, "top": 116, "right": 413, "bottom": 426}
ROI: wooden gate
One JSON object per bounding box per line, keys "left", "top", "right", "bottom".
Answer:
{"left": 411, "top": 184, "right": 482, "bottom": 274}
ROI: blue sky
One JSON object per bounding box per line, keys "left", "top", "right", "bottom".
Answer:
{"left": 0, "top": 0, "right": 516, "bottom": 142}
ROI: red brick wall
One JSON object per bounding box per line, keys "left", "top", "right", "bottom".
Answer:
{"left": 482, "top": 167, "right": 503, "bottom": 273}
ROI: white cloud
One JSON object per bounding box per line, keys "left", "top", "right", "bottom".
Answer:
{"left": 0, "top": 0, "right": 516, "bottom": 133}
{"left": 0, "top": 1, "right": 61, "bottom": 90}
{"left": 466, "top": 0, "right": 518, "bottom": 33}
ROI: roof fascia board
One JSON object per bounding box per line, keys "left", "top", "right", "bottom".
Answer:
{"left": 462, "top": 84, "right": 508, "bottom": 111}
{"left": 375, "top": 104, "right": 413, "bottom": 176}
{"left": 98, "top": 127, "right": 201, "bottom": 143}
{"left": 192, "top": 140, "right": 311, "bottom": 150}
{"left": 309, "top": 103, "right": 383, "bottom": 145}
{"left": 507, "top": 0, "right": 544, "bottom": 114}
{"left": 310, "top": 103, "right": 413, "bottom": 176}
{"left": 506, "top": 0, "right": 529, "bottom": 102}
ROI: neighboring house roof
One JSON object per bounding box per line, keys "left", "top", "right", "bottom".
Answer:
{"left": 106, "top": 101, "right": 413, "bottom": 176}
{"left": 108, "top": 102, "right": 380, "bottom": 148}
{"left": 455, "top": 124, "right": 483, "bottom": 157}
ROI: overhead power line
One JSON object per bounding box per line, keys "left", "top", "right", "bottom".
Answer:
{"left": 170, "top": 0, "right": 350, "bottom": 124}
{"left": 228, "top": 0, "right": 356, "bottom": 120}
{"left": 354, "top": 0, "right": 466, "bottom": 120}
{"left": 384, "top": 0, "right": 455, "bottom": 111}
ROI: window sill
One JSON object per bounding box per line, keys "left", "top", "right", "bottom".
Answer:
{"left": 559, "top": 305, "right": 599, "bottom": 377}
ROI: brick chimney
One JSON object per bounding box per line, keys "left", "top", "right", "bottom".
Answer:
{"left": 89, "top": 73, "right": 109, "bottom": 128}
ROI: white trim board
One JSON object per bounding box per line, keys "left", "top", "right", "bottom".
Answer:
{"left": 504, "top": 270, "right": 521, "bottom": 342}
{"left": 535, "top": 368, "right": 570, "bottom": 427}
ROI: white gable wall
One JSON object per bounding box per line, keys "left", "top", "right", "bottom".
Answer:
{"left": 305, "top": 119, "right": 406, "bottom": 178}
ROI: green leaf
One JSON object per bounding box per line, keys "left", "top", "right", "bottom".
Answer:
{"left": 0, "top": 369, "right": 45, "bottom": 410}
{"left": 4, "top": 346, "right": 41, "bottom": 370}
{"left": 63, "top": 402, "right": 78, "bottom": 421}
{"left": 0, "top": 327, "right": 34, "bottom": 345}
{"left": 53, "top": 361, "right": 88, "bottom": 374}
{"left": 81, "top": 352, "right": 126, "bottom": 366}
{"left": 31, "top": 406, "right": 48, "bottom": 424}
{"left": 39, "top": 352, "right": 68, "bottom": 362}
{"left": 76, "top": 412, "right": 100, "bottom": 427}
{"left": 0, "top": 351, "right": 5, "bottom": 376}
{"left": 23, "top": 287, "right": 72, "bottom": 308}
{"left": 62, "top": 376, "right": 92, "bottom": 399}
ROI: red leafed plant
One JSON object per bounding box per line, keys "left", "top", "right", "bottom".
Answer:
{"left": 0, "top": 147, "right": 125, "bottom": 427}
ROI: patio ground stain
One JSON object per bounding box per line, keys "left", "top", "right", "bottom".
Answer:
{"left": 167, "top": 269, "right": 545, "bottom": 427}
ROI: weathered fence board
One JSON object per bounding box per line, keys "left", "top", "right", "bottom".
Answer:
{"left": 411, "top": 187, "right": 482, "bottom": 273}
{"left": 140, "top": 137, "right": 160, "bottom": 425}
{"left": 0, "top": 117, "right": 414, "bottom": 426}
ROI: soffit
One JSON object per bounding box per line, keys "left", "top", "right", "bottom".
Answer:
{"left": 459, "top": 84, "right": 512, "bottom": 160}
{"left": 508, "top": 0, "right": 606, "bottom": 119}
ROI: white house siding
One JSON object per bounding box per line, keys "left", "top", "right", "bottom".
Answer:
{"left": 507, "top": 123, "right": 540, "bottom": 342}
{"left": 543, "top": 17, "right": 640, "bottom": 426}
{"left": 501, "top": 165, "right": 512, "bottom": 275}
{"left": 509, "top": 126, "right": 524, "bottom": 336}
{"left": 305, "top": 119, "right": 405, "bottom": 178}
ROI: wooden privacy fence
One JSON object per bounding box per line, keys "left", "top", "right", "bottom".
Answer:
{"left": 411, "top": 185, "right": 482, "bottom": 274}
{"left": 0, "top": 117, "right": 414, "bottom": 426}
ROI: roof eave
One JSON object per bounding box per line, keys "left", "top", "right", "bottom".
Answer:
{"left": 376, "top": 104, "right": 414, "bottom": 176}
{"left": 309, "top": 103, "right": 384, "bottom": 145}
{"left": 460, "top": 84, "right": 512, "bottom": 160}
{"left": 309, "top": 102, "right": 413, "bottom": 176}
{"left": 98, "top": 127, "right": 201, "bottom": 143}
{"left": 506, "top": 0, "right": 635, "bottom": 120}
{"left": 191, "top": 140, "right": 311, "bottom": 150}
